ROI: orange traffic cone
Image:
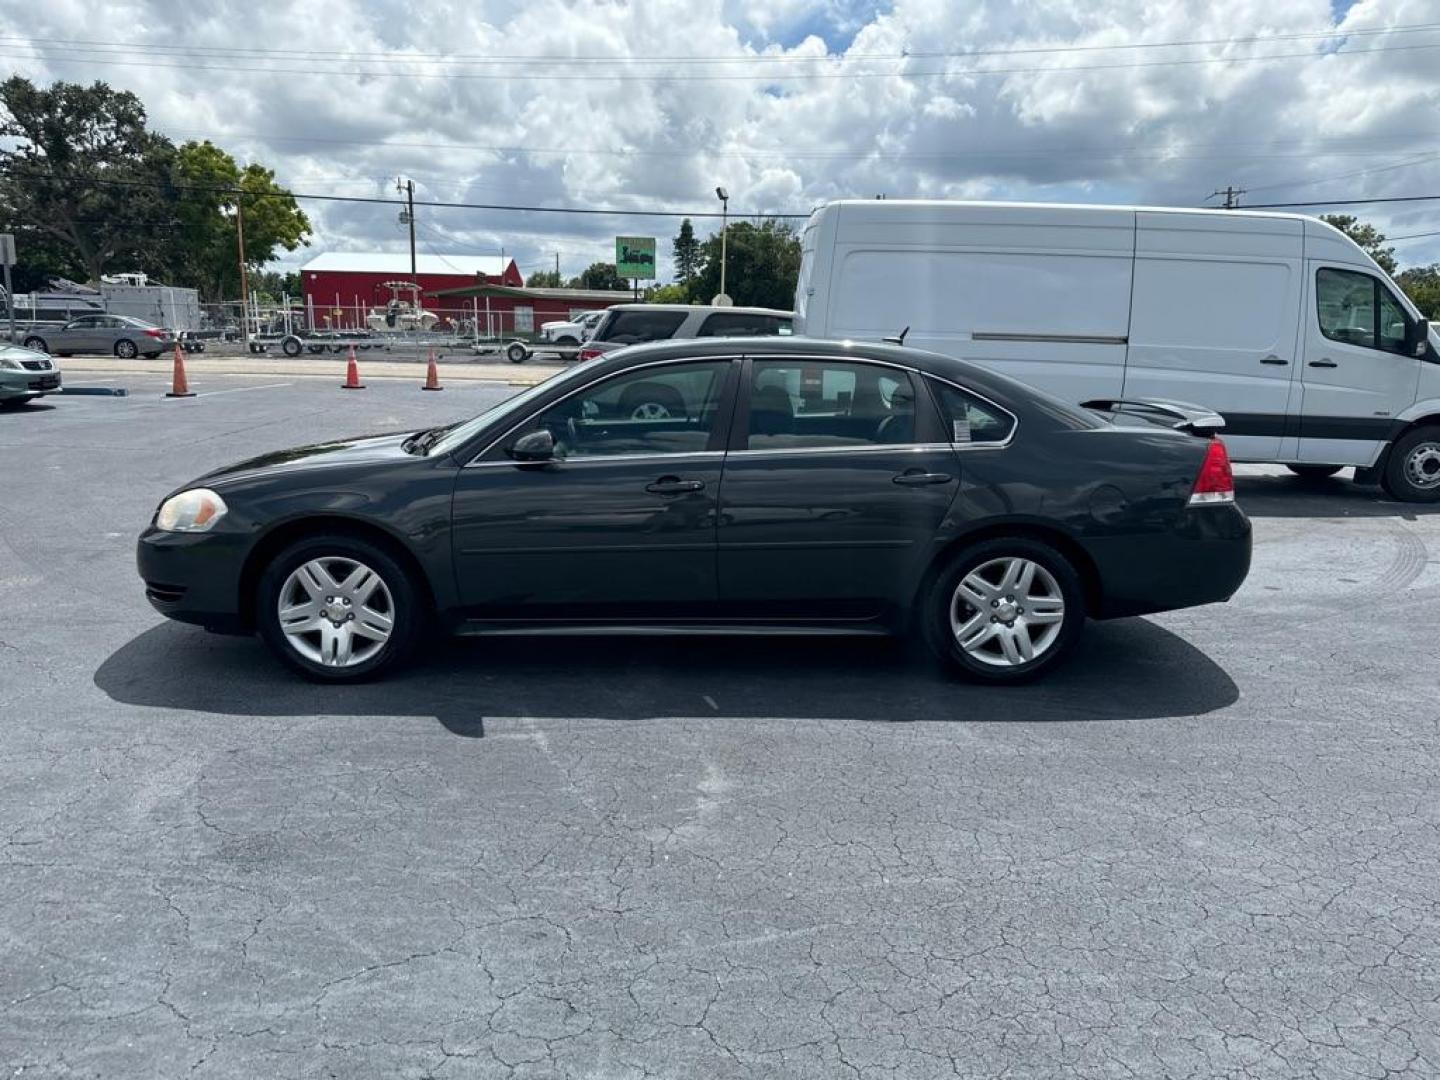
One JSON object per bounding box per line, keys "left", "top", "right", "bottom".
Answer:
{"left": 165, "top": 342, "right": 195, "bottom": 398}
{"left": 422, "top": 349, "right": 443, "bottom": 391}
{"left": 342, "top": 346, "right": 365, "bottom": 390}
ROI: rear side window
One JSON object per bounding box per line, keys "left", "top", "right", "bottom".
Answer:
{"left": 697, "top": 312, "right": 786, "bottom": 337}
{"left": 1317, "top": 267, "right": 1413, "bottom": 356}
{"left": 596, "top": 310, "right": 687, "bottom": 344}
{"left": 928, "top": 380, "right": 1016, "bottom": 445}
{"left": 745, "top": 360, "right": 920, "bottom": 450}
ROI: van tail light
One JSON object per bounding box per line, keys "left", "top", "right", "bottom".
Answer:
{"left": 577, "top": 346, "right": 604, "bottom": 362}
{"left": 1188, "top": 439, "right": 1235, "bottom": 506}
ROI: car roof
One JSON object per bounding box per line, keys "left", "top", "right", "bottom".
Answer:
{"left": 605, "top": 304, "right": 793, "bottom": 316}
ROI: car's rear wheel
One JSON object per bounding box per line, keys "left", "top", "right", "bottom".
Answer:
{"left": 923, "top": 537, "right": 1085, "bottom": 683}
{"left": 1383, "top": 425, "right": 1440, "bottom": 503}
{"left": 114, "top": 339, "right": 138, "bottom": 359}
{"left": 256, "top": 535, "right": 423, "bottom": 682}
{"left": 1286, "top": 464, "right": 1342, "bottom": 480}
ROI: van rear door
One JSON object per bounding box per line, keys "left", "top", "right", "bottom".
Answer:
{"left": 1123, "top": 212, "right": 1303, "bottom": 462}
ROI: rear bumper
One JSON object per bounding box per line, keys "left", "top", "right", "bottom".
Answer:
{"left": 1084, "top": 503, "right": 1252, "bottom": 619}
{"left": 136, "top": 527, "right": 251, "bottom": 634}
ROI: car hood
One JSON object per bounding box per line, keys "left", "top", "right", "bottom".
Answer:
{"left": 196, "top": 430, "right": 420, "bottom": 487}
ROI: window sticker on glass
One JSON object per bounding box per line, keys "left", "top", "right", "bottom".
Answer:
{"left": 952, "top": 415, "right": 972, "bottom": 443}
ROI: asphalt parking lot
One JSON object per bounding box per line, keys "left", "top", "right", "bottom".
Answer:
{"left": 2, "top": 375, "right": 1438, "bottom": 1079}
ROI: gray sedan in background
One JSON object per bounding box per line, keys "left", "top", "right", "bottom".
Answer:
{"left": 0, "top": 343, "right": 62, "bottom": 406}
{"left": 22, "top": 314, "right": 176, "bottom": 359}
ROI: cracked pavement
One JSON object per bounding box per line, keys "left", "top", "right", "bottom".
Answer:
{"left": 2, "top": 377, "right": 1438, "bottom": 1078}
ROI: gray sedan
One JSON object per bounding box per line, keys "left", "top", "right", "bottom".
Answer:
{"left": 0, "top": 343, "right": 62, "bottom": 406}
{"left": 22, "top": 314, "right": 176, "bottom": 359}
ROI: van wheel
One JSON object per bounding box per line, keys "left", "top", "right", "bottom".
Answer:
{"left": 922, "top": 537, "right": 1085, "bottom": 684}
{"left": 256, "top": 535, "right": 424, "bottom": 682}
{"left": 1286, "top": 464, "right": 1342, "bottom": 480}
{"left": 1384, "top": 425, "right": 1440, "bottom": 503}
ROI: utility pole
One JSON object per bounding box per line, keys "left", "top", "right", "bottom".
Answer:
{"left": 1210, "top": 185, "right": 1246, "bottom": 209}
{"left": 715, "top": 186, "right": 729, "bottom": 304}
{"left": 555, "top": 251, "right": 560, "bottom": 281}
{"left": 236, "top": 196, "right": 250, "bottom": 349}
{"left": 397, "top": 177, "right": 417, "bottom": 278}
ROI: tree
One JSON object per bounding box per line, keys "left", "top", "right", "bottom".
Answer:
{"left": 567, "top": 262, "right": 628, "bottom": 291}
{"left": 526, "top": 269, "right": 562, "bottom": 287}
{"left": 168, "top": 140, "right": 310, "bottom": 301}
{"left": 691, "top": 219, "right": 802, "bottom": 310}
{"left": 0, "top": 77, "right": 177, "bottom": 284}
{"left": 646, "top": 282, "right": 689, "bottom": 303}
{"left": 673, "top": 218, "right": 700, "bottom": 295}
{"left": 1321, "top": 214, "right": 1397, "bottom": 275}
{"left": 1397, "top": 264, "right": 1440, "bottom": 318}
{"left": 250, "top": 269, "right": 301, "bottom": 304}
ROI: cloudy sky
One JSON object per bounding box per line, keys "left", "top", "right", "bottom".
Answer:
{"left": 3, "top": 0, "right": 1440, "bottom": 280}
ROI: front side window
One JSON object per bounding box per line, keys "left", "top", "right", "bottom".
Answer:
{"left": 1317, "top": 267, "right": 1413, "bottom": 355}
{"left": 928, "top": 380, "right": 1016, "bottom": 445}
{"left": 595, "top": 309, "right": 688, "bottom": 345}
{"left": 697, "top": 312, "right": 787, "bottom": 338}
{"left": 516, "top": 361, "right": 729, "bottom": 459}
{"left": 67, "top": 316, "right": 100, "bottom": 329}
{"left": 745, "top": 360, "right": 919, "bottom": 450}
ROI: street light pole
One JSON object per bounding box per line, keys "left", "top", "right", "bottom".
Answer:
{"left": 715, "top": 186, "right": 729, "bottom": 304}
{"left": 235, "top": 196, "right": 250, "bottom": 349}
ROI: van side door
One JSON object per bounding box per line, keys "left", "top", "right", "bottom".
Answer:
{"left": 1298, "top": 265, "right": 1422, "bottom": 467}
{"left": 1122, "top": 212, "right": 1303, "bottom": 462}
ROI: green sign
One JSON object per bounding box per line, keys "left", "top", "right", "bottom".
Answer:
{"left": 616, "top": 236, "right": 657, "bottom": 280}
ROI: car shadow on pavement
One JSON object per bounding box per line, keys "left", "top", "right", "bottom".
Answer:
{"left": 1235, "top": 474, "right": 1440, "bottom": 520}
{"left": 95, "top": 617, "right": 1238, "bottom": 738}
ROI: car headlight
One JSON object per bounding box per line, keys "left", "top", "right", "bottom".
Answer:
{"left": 155, "top": 488, "right": 228, "bottom": 532}
{"left": 0, "top": 356, "right": 21, "bottom": 371}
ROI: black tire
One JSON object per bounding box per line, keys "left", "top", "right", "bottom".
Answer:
{"left": 1286, "top": 464, "right": 1342, "bottom": 480}
{"left": 921, "top": 537, "right": 1086, "bottom": 684}
{"left": 555, "top": 335, "right": 578, "bottom": 347}
{"left": 281, "top": 336, "right": 303, "bottom": 357}
{"left": 506, "top": 342, "right": 529, "bottom": 364}
{"left": 22, "top": 336, "right": 47, "bottom": 353}
{"left": 256, "top": 534, "right": 425, "bottom": 683}
{"left": 308, "top": 344, "right": 326, "bottom": 354}
{"left": 618, "top": 383, "right": 686, "bottom": 420}
{"left": 114, "top": 339, "right": 138, "bottom": 359}
{"left": 1383, "top": 425, "right": 1440, "bottom": 503}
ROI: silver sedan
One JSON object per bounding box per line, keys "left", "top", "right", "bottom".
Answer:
{"left": 22, "top": 315, "right": 176, "bottom": 359}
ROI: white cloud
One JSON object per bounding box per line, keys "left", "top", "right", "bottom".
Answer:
{"left": 3, "top": 0, "right": 1440, "bottom": 278}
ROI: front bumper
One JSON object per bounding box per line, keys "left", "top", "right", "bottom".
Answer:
{"left": 0, "top": 369, "right": 61, "bottom": 399}
{"left": 1084, "top": 502, "right": 1252, "bottom": 619}
{"left": 136, "top": 526, "right": 252, "bottom": 633}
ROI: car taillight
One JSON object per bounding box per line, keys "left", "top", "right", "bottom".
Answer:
{"left": 1188, "top": 439, "right": 1234, "bottom": 505}
{"left": 577, "top": 346, "right": 603, "bottom": 362}
{"left": 143, "top": 328, "right": 166, "bottom": 338}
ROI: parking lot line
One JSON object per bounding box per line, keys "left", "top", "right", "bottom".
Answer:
{"left": 163, "top": 382, "right": 294, "bottom": 399}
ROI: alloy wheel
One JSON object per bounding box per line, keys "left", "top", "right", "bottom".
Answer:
{"left": 950, "top": 556, "right": 1066, "bottom": 667}
{"left": 277, "top": 556, "right": 395, "bottom": 668}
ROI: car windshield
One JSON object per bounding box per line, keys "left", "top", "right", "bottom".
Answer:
{"left": 426, "top": 362, "right": 600, "bottom": 458}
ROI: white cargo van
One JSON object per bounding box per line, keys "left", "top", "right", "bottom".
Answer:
{"left": 795, "top": 200, "right": 1440, "bottom": 501}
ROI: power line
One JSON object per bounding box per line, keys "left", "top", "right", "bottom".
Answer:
{"left": 1244, "top": 194, "right": 1440, "bottom": 209}
{"left": 1240, "top": 153, "right": 1440, "bottom": 196}
{"left": 4, "top": 23, "right": 1436, "bottom": 65}
{"left": 7, "top": 39, "right": 1439, "bottom": 82}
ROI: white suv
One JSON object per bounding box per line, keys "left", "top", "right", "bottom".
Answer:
{"left": 577, "top": 304, "right": 793, "bottom": 362}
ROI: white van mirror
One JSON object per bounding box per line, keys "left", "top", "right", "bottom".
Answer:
{"left": 1410, "top": 319, "right": 1431, "bottom": 358}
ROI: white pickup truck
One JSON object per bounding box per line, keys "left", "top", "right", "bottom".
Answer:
{"left": 538, "top": 309, "right": 607, "bottom": 347}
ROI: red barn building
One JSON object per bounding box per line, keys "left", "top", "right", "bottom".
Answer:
{"left": 300, "top": 252, "right": 523, "bottom": 330}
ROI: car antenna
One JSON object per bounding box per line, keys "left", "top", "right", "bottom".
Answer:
{"left": 882, "top": 326, "right": 909, "bottom": 346}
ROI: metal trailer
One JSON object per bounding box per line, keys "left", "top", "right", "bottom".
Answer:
{"left": 475, "top": 338, "right": 581, "bottom": 364}
{"left": 254, "top": 330, "right": 478, "bottom": 357}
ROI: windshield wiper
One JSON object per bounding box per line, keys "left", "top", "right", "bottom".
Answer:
{"left": 403, "top": 423, "right": 457, "bottom": 456}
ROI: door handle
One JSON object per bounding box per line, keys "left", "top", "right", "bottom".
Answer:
{"left": 892, "top": 470, "right": 954, "bottom": 487}
{"left": 1260, "top": 355, "right": 1289, "bottom": 365}
{"left": 1308, "top": 358, "right": 1339, "bottom": 369}
{"left": 645, "top": 476, "right": 705, "bottom": 494}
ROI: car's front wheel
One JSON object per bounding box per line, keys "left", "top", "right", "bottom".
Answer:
{"left": 22, "top": 335, "right": 47, "bottom": 353}
{"left": 923, "top": 537, "right": 1085, "bottom": 683}
{"left": 256, "top": 535, "right": 424, "bottom": 682}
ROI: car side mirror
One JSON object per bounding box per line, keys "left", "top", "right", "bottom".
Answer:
{"left": 509, "top": 428, "right": 557, "bottom": 462}
{"left": 1410, "top": 318, "right": 1431, "bottom": 358}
